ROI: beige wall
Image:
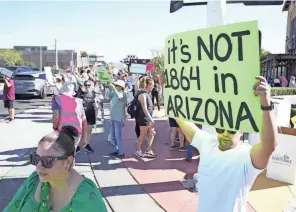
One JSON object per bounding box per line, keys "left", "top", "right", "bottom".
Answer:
{"left": 286, "top": 1, "right": 296, "bottom": 50}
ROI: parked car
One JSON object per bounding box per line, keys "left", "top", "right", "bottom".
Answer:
{"left": 13, "top": 70, "right": 54, "bottom": 99}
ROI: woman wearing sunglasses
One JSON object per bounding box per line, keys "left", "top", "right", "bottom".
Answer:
{"left": 76, "top": 80, "right": 99, "bottom": 154}
{"left": 4, "top": 126, "right": 107, "bottom": 212}
{"left": 175, "top": 76, "right": 277, "bottom": 212}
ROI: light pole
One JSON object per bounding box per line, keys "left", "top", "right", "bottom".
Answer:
{"left": 55, "top": 39, "right": 58, "bottom": 70}
{"left": 39, "top": 46, "right": 43, "bottom": 71}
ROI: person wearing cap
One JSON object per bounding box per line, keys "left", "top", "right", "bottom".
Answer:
{"left": 52, "top": 82, "right": 87, "bottom": 151}
{"left": 107, "top": 80, "right": 127, "bottom": 158}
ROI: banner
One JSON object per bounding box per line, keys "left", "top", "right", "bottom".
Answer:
{"left": 96, "top": 67, "right": 113, "bottom": 83}
{"left": 164, "top": 21, "right": 262, "bottom": 133}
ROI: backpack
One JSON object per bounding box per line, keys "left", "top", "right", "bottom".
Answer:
{"left": 127, "top": 91, "right": 144, "bottom": 118}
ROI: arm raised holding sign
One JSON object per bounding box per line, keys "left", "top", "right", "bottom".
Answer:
{"left": 250, "top": 76, "right": 277, "bottom": 169}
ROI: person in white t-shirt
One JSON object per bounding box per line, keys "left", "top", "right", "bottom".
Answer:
{"left": 176, "top": 76, "right": 277, "bottom": 212}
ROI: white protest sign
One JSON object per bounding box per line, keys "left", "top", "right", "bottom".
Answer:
{"left": 44, "top": 67, "right": 54, "bottom": 86}
{"left": 0, "top": 67, "right": 14, "bottom": 78}
{"left": 130, "top": 63, "right": 146, "bottom": 74}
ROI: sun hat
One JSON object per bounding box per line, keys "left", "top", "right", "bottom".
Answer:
{"left": 113, "top": 80, "right": 126, "bottom": 89}
{"left": 59, "top": 81, "right": 76, "bottom": 96}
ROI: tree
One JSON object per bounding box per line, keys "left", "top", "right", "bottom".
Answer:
{"left": 260, "top": 49, "right": 270, "bottom": 60}
{"left": 151, "top": 49, "right": 164, "bottom": 79}
{"left": 24, "top": 61, "right": 36, "bottom": 67}
{"left": 0, "top": 49, "right": 24, "bottom": 66}
{"left": 80, "top": 51, "right": 88, "bottom": 58}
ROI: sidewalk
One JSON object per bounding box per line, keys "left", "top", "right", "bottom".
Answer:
{"left": 0, "top": 106, "right": 163, "bottom": 211}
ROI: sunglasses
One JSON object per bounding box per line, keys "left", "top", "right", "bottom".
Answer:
{"left": 85, "top": 84, "right": 91, "bottom": 87}
{"left": 29, "top": 152, "right": 68, "bottom": 169}
{"left": 215, "top": 128, "right": 237, "bottom": 135}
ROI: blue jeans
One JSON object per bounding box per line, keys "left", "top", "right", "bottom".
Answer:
{"left": 110, "top": 120, "right": 124, "bottom": 154}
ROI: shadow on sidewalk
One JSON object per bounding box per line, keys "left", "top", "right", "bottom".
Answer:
{"left": 0, "top": 148, "right": 36, "bottom": 167}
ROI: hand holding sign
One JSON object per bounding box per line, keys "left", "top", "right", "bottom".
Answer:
{"left": 253, "top": 76, "right": 271, "bottom": 97}
{"left": 164, "top": 21, "right": 262, "bottom": 133}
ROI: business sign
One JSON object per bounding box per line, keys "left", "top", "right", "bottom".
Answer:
{"left": 130, "top": 59, "right": 150, "bottom": 74}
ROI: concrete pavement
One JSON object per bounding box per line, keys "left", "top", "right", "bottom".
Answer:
{"left": 0, "top": 105, "right": 164, "bottom": 211}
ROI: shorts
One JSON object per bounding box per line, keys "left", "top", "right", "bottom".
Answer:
{"left": 4, "top": 100, "right": 14, "bottom": 109}
{"left": 169, "top": 118, "right": 179, "bottom": 128}
{"left": 85, "top": 109, "right": 96, "bottom": 125}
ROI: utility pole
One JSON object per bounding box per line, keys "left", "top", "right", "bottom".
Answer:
{"left": 55, "top": 39, "right": 58, "bottom": 70}
{"left": 39, "top": 46, "right": 43, "bottom": 71}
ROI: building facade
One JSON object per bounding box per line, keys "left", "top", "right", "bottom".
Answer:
{"left": 260, "top": 1, "right": 296, "bottom": 80}
{"left": 0, "top": 46, "right": 77, "bottom": 70}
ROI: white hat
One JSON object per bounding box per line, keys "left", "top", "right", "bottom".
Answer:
{"left": 113, "top": 80, "right": 126, "bottom": 89}
{"left": 59, "top": 81, "right": 76, "bottom": 96}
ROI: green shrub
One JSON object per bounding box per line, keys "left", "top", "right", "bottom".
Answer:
{"left": 271, "top": 88, "right": 296, "bottom": 96}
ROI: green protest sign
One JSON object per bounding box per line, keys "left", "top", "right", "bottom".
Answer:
{"left": 164, "top": 21, "right": 262, "bottom": 133}
{"left": 96, "top": 67, "right": 113, "bottom": 83}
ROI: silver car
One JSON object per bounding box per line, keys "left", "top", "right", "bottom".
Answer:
{"left": 13, "top": 71, "right": 54, "bottom": 98}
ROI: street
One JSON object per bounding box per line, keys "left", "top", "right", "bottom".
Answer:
{"left": 0, "top": 83, "right": 52, "bottom": 120}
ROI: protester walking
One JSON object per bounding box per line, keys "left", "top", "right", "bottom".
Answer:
{"left": 2, "top": 76, "right": 15, "bottom": 123}
{"left": 51, "top": 82, "right": 87, "bottom": 152}
{"left": 152, "top": 75, "right": 160, "bottom": 111}
{"left": 77, "top": 80, "right": 98, "bottom": 153}
{"left": 134, "top": 77, "right": 157, "bottom": 158}
{"left": 108, "top": 80, "right": 127, "bottom": 158}
{"left": 176, "top": 76, "right": 277, "bottom": 212}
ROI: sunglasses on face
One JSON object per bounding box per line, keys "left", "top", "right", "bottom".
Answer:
{"left": 29, "top": 152, "right": 68, "bottom": 169}
{"left": 85, "top": 84, "right": 91, "bottom": 87}
{"left": 215, "top": 128, "right": 237, "bottom": 135}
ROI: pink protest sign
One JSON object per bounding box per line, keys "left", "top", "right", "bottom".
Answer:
{"left": 146, "top": 62, "right": 155, "bottom": 72}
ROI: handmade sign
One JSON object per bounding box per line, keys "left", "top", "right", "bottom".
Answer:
{"left": 0, "top": 67, "right": 14, "bottom": 78}
{"left": 96, "top": 67, "right": 113, "bottom": 83}
{"left": 44, "top": 67, "right": 54, "bottom": 86}
{"left": 130, "top": 59, "right": 150, "bottom": 74}
{"left": 164, "top": 21, "right": 262, "bottom": 133}
{"left": 146, "top": 62, "right": 155, "bottom": 73}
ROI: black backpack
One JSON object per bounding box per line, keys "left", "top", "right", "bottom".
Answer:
{"left": 127, "top": 91, "right": 144, "bottom": 118}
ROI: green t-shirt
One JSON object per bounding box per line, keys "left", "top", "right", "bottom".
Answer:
{"left": 4, "top": 171, "right": 107, "bottom": 212}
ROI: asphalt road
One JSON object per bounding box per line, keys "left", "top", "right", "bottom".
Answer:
{"left": 0, "top": 84, "right": 52, "bottom": 119}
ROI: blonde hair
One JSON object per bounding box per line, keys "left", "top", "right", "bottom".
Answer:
{"left": 140, "top": 76, "right": 154, "bottom": 89}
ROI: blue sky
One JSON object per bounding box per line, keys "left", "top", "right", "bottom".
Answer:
{"left": 0, "top": 1, "right": 287, "bottom": 62}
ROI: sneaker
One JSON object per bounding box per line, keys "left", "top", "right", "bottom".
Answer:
{"left": 116, "top": 153, "right": 125, "bottom": 159}
{"left": 143, "top": 150, "right": 157, "bottom": 158}
{"left": 85, "top": 144, "right": 94, "bottom": 153}
{"left": 75, "top": 146, "right": 81, "bottom": 154}
{"left": 109, "top": 151, "right": 119, "bottom": 156}
{"left": 134, "top": 150, "right": 143, "bottom": 158}
{"left": 179, "top": 147, "right": 187, "bottom": 152}
{"left": 170, "top": 144, "right": 179, "bottom": 151}
{"left": 6, "top": 118, "right": 14, "bottom": 123}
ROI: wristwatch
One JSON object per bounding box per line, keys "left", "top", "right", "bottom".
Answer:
{"left": 261, "top": 101, "right": 274, "bottom": 111}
